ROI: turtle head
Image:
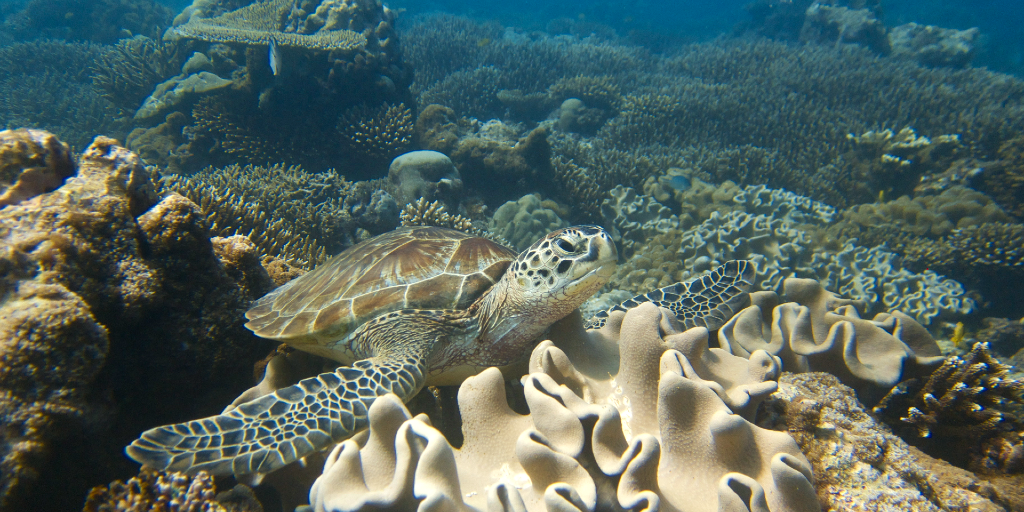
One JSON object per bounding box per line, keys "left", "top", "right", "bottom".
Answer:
{"left": 509, "top": 225, "right": 617, "bottom": 308}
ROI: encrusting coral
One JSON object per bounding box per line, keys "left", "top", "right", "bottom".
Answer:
{"left": 295, "top": 303, "right": 820, "bottom": 511}
{"left": 0, "top": 133, "right": 275, "bottom": 511}
{"left": 0, "top": 128, "right": 76, "bottom": 207}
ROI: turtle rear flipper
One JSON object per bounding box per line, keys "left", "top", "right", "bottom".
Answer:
{"left": 126, "top": 351, "right": 428, "bottom": 476}
{"left": 585, "top": 260, "right": 756, "bottom": 331}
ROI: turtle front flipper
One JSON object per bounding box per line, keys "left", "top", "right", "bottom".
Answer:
{"left": 585, "top": 260, "right": 756, "bottom": 331}
{"left": 126, "top": 353, "right": 427, "bottom": 476}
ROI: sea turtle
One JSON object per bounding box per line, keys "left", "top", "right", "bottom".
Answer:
{"left": 127, "top": 225, "right": 753, "bottom": 477}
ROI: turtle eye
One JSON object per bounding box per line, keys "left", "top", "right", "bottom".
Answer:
{"left": 555, "top": 238, "right": 575, "bottom": 252}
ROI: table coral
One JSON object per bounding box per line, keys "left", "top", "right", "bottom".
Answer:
{"left": 306, "top": 303, "right": 820, "bottom": 512}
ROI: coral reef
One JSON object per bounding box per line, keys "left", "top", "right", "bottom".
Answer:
{"left": 759, "top": 372, "right": 1021, "bottom": 510}
{"left": 338, "top": 103, "right": 414, "bottom": 165}
{"left": 718, "top": 278, "right": 946, "bottom": 403}
{"left": 0, "top": 128, "right": 75, "bottom": 207}
{"left": 91, "top": 36, "right": 186, "bottom": 116}
{"left": 398, "top": 198, "right": 472, "bottom": 232}
{"left": 416, "top": 110, "right": 553, "bottom": 205}
{"left": 600, "top": 185, "right": 678, "bottom": 258}
{"left": 170, "top": 0, "right": 365, "bottom": 51}
{"left": 8, "top": 0, "right": 172, "bottom": 43}
{"left": 846, "top": 127, "right": 963, "bottom": 198}
{"left": 873, "top": 342, "right": 1024, "bottom": 470}
{"left": 161, "top": 163, "right": 399, "bottom": 268}
{"left": 0, "top": 134, "right": 274, "bottom": 511}
{"left": 799, "top": 3, "right": 888, "bottom": 54}
{"left": 387, "top": 150, "right": 463, "bottom": 211}
{"left": 83, "top": 469, "right": 227, "bottom": 512}
{"left": 978, "top": 135, "right": 1024, "bottom": 221}
{"left": 0, "top": 40, "right": 123, "bottom": 149}
{"left": 889, "top": 23, "right": 980, "bottom": 69}
{"left": 305, "top": 303, "right": 819, "bottom": 511}
{"left": 488, "top": 194, "right": 569, "bottom": 251}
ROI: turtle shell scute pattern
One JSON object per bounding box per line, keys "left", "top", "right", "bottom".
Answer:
{"left": 245, "top": 226, "right": 516, "bottom": 345}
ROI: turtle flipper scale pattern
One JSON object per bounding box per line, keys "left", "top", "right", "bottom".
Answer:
{"left": 585, "top": 260, "right": 755, "bottom": 331}
{"left": 126, "top": 355, "right": 427, "bottom": 476}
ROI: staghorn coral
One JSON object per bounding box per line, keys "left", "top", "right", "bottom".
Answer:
{"left": 978, "top": 135, "right": 1024, "bottom": 221}
{"left": 718, "top": 278, "right": 946, "bottom": 404}
{"left": 91, "top": 36, "right": 186, "bottom": 115}
{"left": 873, "top": 342, "right": 1024, "bottom": 470}
{"left": 161, "top": 163, "right": 399, "bottom": 268}
{"left": 399, "top": 197, "right": 473, "bottom": 232}
{"left": 0, "top": 40, "right": 123, "bottom": 149}
{"left": 337, "top": 103, "right": 414, "bottom": 164}
{"left": 303, "top": 303, "right": 819, "bottom": 512}
{"left": 83, "top": 468, "right": 227, "bottom": 512}
{"left": 170, "top": 0, "right": 365, "bottom": 51}
{"left": 0, "top": 128, "right": 75, "bottom": 207}
{"left": 546, "top": 75, "right": 622, "bottom": 111}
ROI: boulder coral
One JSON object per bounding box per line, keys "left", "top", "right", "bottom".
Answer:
{"left": 305, "top": 303, "right": 820, "bottom": 512}
{"left": 0, "top": 133, "right": 275, "bottom": 510}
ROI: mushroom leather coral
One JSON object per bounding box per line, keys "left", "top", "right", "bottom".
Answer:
{"left": 307, "top": 303, "right": 820, "bottom": 512}
{"left": 718, "top": 278, "right": 946, "bottom": 404}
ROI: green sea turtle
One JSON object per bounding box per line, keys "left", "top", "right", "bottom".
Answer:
{"left": 127, "top": 225, "right": 753, "bottom": 476}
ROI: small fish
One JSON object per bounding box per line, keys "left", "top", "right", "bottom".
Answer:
{"left": 951, "top": 321, "right": 965, "bottom": 347}
{"left": 269, "top": 40, "right": 282, "bottom": 76}
{"left": 667, "top": 175, "right": 692, "bottom": 192}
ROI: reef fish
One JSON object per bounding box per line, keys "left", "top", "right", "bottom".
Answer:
{"left": 269, "top": 40, "right": 282, "bottom": 76}
{"left": 667, "top": 175, "right": 691, "bottom": 192}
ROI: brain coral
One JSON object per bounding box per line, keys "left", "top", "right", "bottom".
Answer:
{"left": 306, "top": 303, "right": 820, "bottom": 511}
{"left": 489, "top": 194, "right": 569, "bottom": 251}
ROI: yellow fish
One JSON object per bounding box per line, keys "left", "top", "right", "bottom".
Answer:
{"left": 950, "top": 321, "right": 965, "bottom": 347}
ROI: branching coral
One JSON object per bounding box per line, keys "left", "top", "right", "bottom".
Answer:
{"left": 846, "top": 127, "right": 963, "bottom": 198}
{"left": 546, "top": 74, "right": 623, "bottom": 111}
{"left": 161, "top": 163, "right": 393, "bottom": 268}
{"left": 399, "top": 197, "right": 473, "bottom": 231}
{"left": 337, "top": 103, "right": 414, "bottom": 163}
{"left": 0, "top": 40, "right": 123, "bottom": 149}
{"left": 873, "top": 342, "right": 1024, "bottom": 471}
{"left": 875, "top": 342, "right": 1024, "bottom": 439}
{"left": 91, "top": 36, "right": 187, "bottom": 115}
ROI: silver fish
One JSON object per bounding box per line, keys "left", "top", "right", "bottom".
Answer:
{"left": 269, "top": 40, "right": 282, "bottom": 76}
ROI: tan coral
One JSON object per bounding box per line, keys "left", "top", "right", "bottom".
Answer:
{"left": 0, "top": 128, "right": 76, "bottom": 208}
{"left": 718, "top": 278, "right": 946, "bottom": 404}
{"left": 306, "top": 303, "right": 819, "bottom": 511}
